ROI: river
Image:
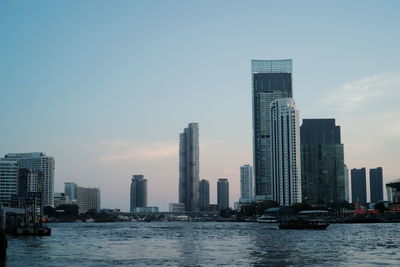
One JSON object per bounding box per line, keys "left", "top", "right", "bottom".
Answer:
{"left": 4, "top": 222, "right": 400, "bottom": 266}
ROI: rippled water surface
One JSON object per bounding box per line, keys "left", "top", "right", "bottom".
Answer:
{"left": 4, "top": 222, "right": 400, "bottom": 266}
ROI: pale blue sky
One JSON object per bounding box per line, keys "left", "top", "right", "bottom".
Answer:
{"left": 1, "top": 1, "right": 400, "bottom": 210}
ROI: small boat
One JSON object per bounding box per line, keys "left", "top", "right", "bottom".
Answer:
{"left": 257, "top": 215, "right": 278, "bottom": 223}
{"left": 279, "top": 210, "right": 329, "bottom": 230}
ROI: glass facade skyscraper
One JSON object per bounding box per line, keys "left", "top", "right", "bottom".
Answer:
{"left": 351, "top": 168, "right": 367, "bottom": 203}
{"left": 370, "top": 167, "right": 383, "bottom": 203}
{"left": 130, "top": 174, "right": 148, "bottom": 212}
{"left": 217, "top": 178, "right": 229, "bottom": 210}
{"left": 300, "top": 119, "right": 345, "bottom": 204}
{"left": 252, "top": 59, "right": 292, "bottom": 200}
{"left": 199, "top": 179, "right": 210, "bottom": 211}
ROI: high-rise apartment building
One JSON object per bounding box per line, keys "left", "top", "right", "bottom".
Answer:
{"left": 3, "top": 153, "right": 55, "bottom": 207}
{"left": 64, "top": 182, "right": 77, "bottom": 203}
{"left": 270, "top": 98, "right": 301, "bottom": 206}
{"left": 344, "top": 164, "right": 350, "bottom": 202}
{"left": 130, "top": 175, "right": 147, "bottom": 212}
{"left": 0, "top": 159, "right": 19, "bottom": 204}
{"left": 76, "top": 186, "right": 100, "bottom": 213}
{"left": 199, "top": 179, "right": 210, "bottom": 211}
{"left": 179, "top": 123, "right": 200, "bottom": 212}
{"left": 351, "top": 168, "right": 367, "bottom": 203}
{"left": 240, "top": 165, "right": 253, "bottom": 202}
{"left": 17, "top": 169, "right": 44, "bottom": 199}
{"left": 252, "top": 59, "right": 293, "bottom": 200}
{"left": 370, "top": 167, "right": 383, "bottom": 203}
{"left": 300, "top": 119, "right": 345, "bottom": 204}
{"left": 217, "top": 178, "right": 229, "bottom": 210}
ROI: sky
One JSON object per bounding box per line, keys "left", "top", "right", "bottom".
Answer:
{"left": 1, "top": 1, "right": 400, "bottom": 211}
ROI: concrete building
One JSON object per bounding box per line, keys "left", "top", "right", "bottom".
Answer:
{"left": 370, "top": 167, "right": 384, "bottom": 203}
{"left": 179, "top": 123, "right": 200, "bottom": 212}
{"left": 53, "top": 193, "right": 70, "bottom": 208}
{"left": 76, "top": 186, "right": 100, "bottom": 213}
{"left": 17, "top": 169, "right": 44, "bottom": 199}
{"left": 270, "top": 98, "right": 301, "bottom": 206}
{"left": 351, "top": 168, "right": 367, "bottom": 203}
{"left": 386, "top": 179, "right": 400, "bottom": 203}
{"left": 300, "top": 119, "right": 345, "bottom": 204}
{"left": 199, "top": 179, "right": 210, "bottom": 211}
{"left": 64, "top": 182, "right": 77, "bottom": 203}
{"left": 240, "top": 165, "right": 253, "bottom": 202}
{"left": 252, "top": 59, "right": 293, "bottom": 200}
{"left": 3, "top": 153, "right": 55, "bottom": 207}
{"left": 217, "top": 178, "right": 229, "bottom": 210}
{"left": 344, "top": 165, "right": 350, "bottom": 202}
{"left": 130, "top": 175, "right": 147, "bottom": 212}
{"left": 0, "top": 159, "right": 19, "bottom": 204}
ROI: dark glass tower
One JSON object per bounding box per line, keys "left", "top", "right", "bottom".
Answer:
{"left": 199, "top": 179, "right": 210, "bottom": 211}
{"left": 130, "top": 175, "right": 147, "bottom": 212}
{"left": 217, "top": 178, "right": 229, "bottom": 210}
{"left": 370, "top": 167, "right": 383, "bottom": 203}
{"left": 252, "top": 59, "right": 292, "bottom": 200}
{"left": 300, "top": 119, "right": 345, "bottom": 204}
{"left": 179, "top": 123, "right": 200, "bottom": 212}
{"left": 351, "top": 168, "right": 367, "bottom": 203}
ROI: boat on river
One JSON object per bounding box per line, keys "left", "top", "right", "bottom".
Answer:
{"left": 279, "top": 210, "right": 329, "bottom": 230}
{"left": 257, "top": 215, "right": 278, "bottom": 223}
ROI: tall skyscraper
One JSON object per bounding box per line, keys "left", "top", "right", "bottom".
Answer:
{"left": 252, "top": 59, "right": 293, "bottom": 200}
{"left": 300, "top": 119, "right": 345, "bottom": 204}
{"left": 0, "top": 159, "right": 19, "bottom": 204}
{"left": 370, "top": 167, "right": 383, "bottom": 203}
{"left": 3, "top": 153, "right": 55, "bottom": 207}
{"left": 240, "top": 164, "right": 253, "bottom": 202}
{"left": 130, "top": 174, "right": 148, "bottom": 212}
{"left": 217, "top": 178, "right": 229, "bottom": 210}
{"left": 179, "top": 123, "right": 200, "bottom": 212}
{"left": 76, "top": 186, "right": 100, "bottom": 213}
{"left": 344, "top": 164, "right": 350, "bottom": 202}
{"left": 351, "top": 168, "right": 367, "bottom": 203}
{"left": 270, "top": 98, "right": 301, "bottom": 206}
{"left": 64, "top": 182, "right": 77, "bottom": 203}
{"left": 199, "top": 179, "right": 210, "bottom": 211}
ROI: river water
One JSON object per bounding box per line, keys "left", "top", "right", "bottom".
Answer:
{"left": 4, "top": 222, "right": 400, "bottom": 266}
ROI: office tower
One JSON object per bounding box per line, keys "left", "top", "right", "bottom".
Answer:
{"left": 76, "top": 186, "right": 101, "bottom": 213}
{"left": 386, "top": 179, "right": 400, "bottom": 203}
{"left": 3, "top": 153, "right": 55, "bottom": 207}
{"left": 370, "top": 167, "right": 383, "bottom": 203}
{"left": 344, "top": 165, "right": 350, "bottom": 202}
{"left": 199, "top": 179, "right": 210, "bottom": 211}
{"left": 17, "top": 169, "right": 44, "bottom": 198}
{"left": 64, "top": 182, "right": 77, "bottom": 203}
{"left": 53, "top": 193, "right": 70, "bottom": 207}
{"left": 270, "top": 98, "right": 301, "bottom": 206}
{"left": 179, "top": 122, "right": 200, "bottom": 212}
{"left": 300, "top": 119, "right": 345, "bottom": 204}
{"left": 130, "top": 175, "right": 148, "bottom": 212}
{"left": 0, "top": 159, "right": 19, "bottom": 203}
{"left": 252, "top": 59, "right": 293, "bottom": 200}
{"left": 217, "top": 178, "right": 229, "bottom": 210}
{"left": 240, "top": 165, "right": 253, "bottom": 202}
{"left": 351, "top": 168, "right": 367, "bottom": 203}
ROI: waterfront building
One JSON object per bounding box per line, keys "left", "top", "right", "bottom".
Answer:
{"left": 133, "top": 207, "right": 159, "bottom": 213}
{"left": 351, "top": 168, "right": 367, "bottom": 203}
{"left": 217, "top": 178, "right": 229, "bottom": 210}
{"left": 76, "top": 186, "right": 100, "bottom": 213}
{"left": 130, "top": 175, "right": 147, "bottom": 212}
{"left": 169, "top": 203, "right": 185, "bottom": 212}
{"left": 240, "top": 165, "right": 253, "bottom": 202}
{"left": 370, "top": 167, "right": 383, "bottom": 203}
{"left": 252, "top": 59, "right": 293, "bottom": 200}
{"left": 17, "top": 169, "right": 44, "bottom": 198}
{"left": 64, "top": 182, "right": 77, "bottom": 203}
{"left": 0, "top": 159, "right": 19, "bottom": 204}
{"left": 3, "top": 153, "right": 55, "bottom": 207}
{"left": 300, "top": 119, "right": 345, "bottom": 204}
{"left": 179, "top": 123, "right": 200, "bottom": 212}
{"left": 199, "top": 179, "right": 210, "bottom": 211}
{"left": 344, "top": 165, "right": 350, "bottom": 202}
{"left": 386, "top": 179, "right": 400, "bottom": 203}
{"left": 53, "top": 193, "right": 70, "bottom": 208}
{"left": 270, "top": 98, "right": 301, "bottom": 206}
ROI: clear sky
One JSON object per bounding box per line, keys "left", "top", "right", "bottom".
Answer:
{"left": 1, "top": 1, "right": 400, "bottom": 211}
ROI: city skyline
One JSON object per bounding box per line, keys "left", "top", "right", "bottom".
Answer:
{"left": 1, "top": 1, "right": 400, "bottom": 211}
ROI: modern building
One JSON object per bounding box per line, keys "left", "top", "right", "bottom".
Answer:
{"left": 53, "top": 193, "right": 70, "bottom": 208}
{"left": 300, "top": 119, "right": 345, "bottom": 204}
{"left": 217, "top": 178, "right": 229, "bottom": 210}
{"left": 179, "top": 122, "right": 200, "bottom": 212}
{"left": 344, "top": 164, "right": 350, "bottom": 202}
{"left": 386, "top": 179, "right": 400, "bottom": 203}
{"left": 240, "top": 165, "right": 253, "bottom": 202}
{"left": 130, "top": 175, "right": 147, "bottom": 212}
{"left": 351, "top": 168, "right": 367, "bottom": 203}
{"left": 64, "top": 182, "right": 77, "bottom": 203}
{"left": 0, "top": 159, "right": 19, "bottom": 204}
{"left": 3, "top": 153, "right": 55, "bottom": 207}
{"left": 76, "top": 186, "right": 100, "bottom": 213}
{"left": 252, "top": 59, "right": 293, "bottom": 201}
{"left": 17, "top": 169, "right": 44, "bottom": 198}
{"left": 133, "top": 207, "right": 159, "bottom": 213}
{"left": 199, "top": 179, "right": 210, "bottom": 211}
{"left": 370, "top": 167, "right": 383, "bottom": 203}
{"left": 270, "top": 98, "right": 301, "bottom": 206}
{"left": 169, "top": 203, "right": 185, "bottom": 212}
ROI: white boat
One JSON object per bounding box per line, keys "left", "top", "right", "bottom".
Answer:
{"left": 256, "top": 215, "right": 278, "bottom": 223}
